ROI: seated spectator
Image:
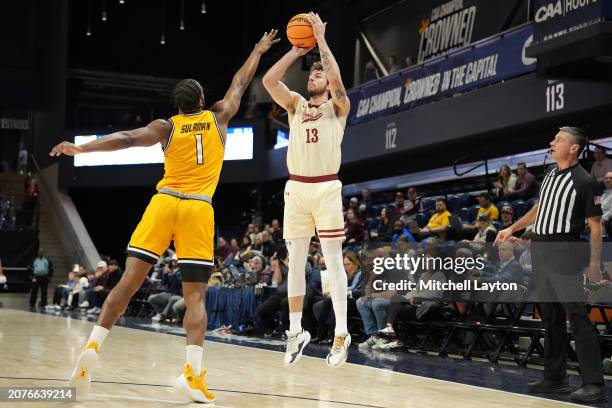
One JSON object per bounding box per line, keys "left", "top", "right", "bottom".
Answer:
{"left": 392, "top": 192, "right": 404, "bottom": 222}
{"left": 357, "top": 260, "right": 405, "bottom": 350}
{"left": 312, "top": 252, "right": 364, "bottom": 343}
{"left": 506, "top": 162, "right": 537, "bottom": 199}
{"left": 400, "top": 187, "right": 421, "bottom": 223}
{"left": 271, "top": 218, "right": 283, "bottom": 242}
{"left": 67, "top": 270, "right": 90, "bottom": 309}
{"left": 477, "top": 193, "right": 499, "bottom": 221}
{"left": 391, "top": 220, "right": 417, "bottom": 245}
{"left": 85, "top": 259, "right": 123, "bottom": 314}
{"left": 476, "top": 241, "right": 526, "bottom": 286}
{"left": 493, "top": 164, "right": 517, "bottom": 199}
{"left": 215, "top": 237, "right": 231, "bottom": 260}
{"left": 348, "top": 196, "right": 359, "bottom": 213}
{"left": 252, "top": 234, "right": 263, "bottom": 252}
{"left": 500, "top": 205, "right": 524, "bottom": 237}
{"left": 388, "top": 55, "right": 400, "bottom": 74}
{"left": 244, "top": 255, "right": 272, "bottom": 285}
{"left": 344, "top": 208, "right": 365, "bottom": 249}
{"left": 255, "top": 246, "right": 289, "bottom": 335}
{"left": 260, "top": 230, "right": 277, "bottom": 259}
{"left": 22, "top": 176, "right": 39, "bottom": 210}
{"left": 49, "top": 265, "right": 78, "bottom": 309}
{"left": 462, "top": 214, "right": 497, "bottom": 253}
{"left": 362, "top": 60, "right": 380, "bottom": 83}
{"left": 360, "top": 188, "right": 373, "bottom": 212}
{"left": 405, "top": 56, "right": 414, "bottom": 68}
{"left": 517, "top": 231, "right": 534, "bottom": 274}
{"left": 376, "top": 251, "right": 447, "bottom": 349}
{"left": 147, "top": 257, "right": 183, "bottom": 322}
{"left": 418, "top": 198, "right": 451, "bottom": 240}
{"left": 357, "top": 203, "right": 369, "bottom": 222}
{"left": 229, "top": 238, "right": 240, "bottom": 257}
{"left": 590, "top": 146, "right": 612, "bottom": 184}
{"left": 601, "top": 171, "right": 612, "bottom": 235}
{"left": 80, "top": 260, "right": 110, "bottom": 310}
{"left": 238, "top": 235, "right": 253, "bottom": 259}
{"left": 370, "top": 207, "right": 393, "bottom": 241}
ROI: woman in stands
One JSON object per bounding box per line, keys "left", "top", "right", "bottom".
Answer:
{"left": 370, "top": 206, "right": 393, "bottom": 242}
{"left": 493, "top": 164, "right": 517, "bottom": 199}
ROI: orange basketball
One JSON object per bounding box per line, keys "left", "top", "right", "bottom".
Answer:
{"left": 286, "top": 13, "right": 316, "bottom": 48}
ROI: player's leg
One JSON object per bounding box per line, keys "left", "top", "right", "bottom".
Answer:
{"left": 282, "top": 180, "right": 315, "bottom": 366}
{"left": 315, "top": 181, "right": 351, "bottom": 368}
{"left": 171, "top": 199, "right": 215, "bottom": 403}
{"left": 69, "top": 194, "right": 175, "bottom": 400}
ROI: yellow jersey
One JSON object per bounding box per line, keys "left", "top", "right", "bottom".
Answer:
{"left": 156, "top": 110, "right": 224, "bottom": 197}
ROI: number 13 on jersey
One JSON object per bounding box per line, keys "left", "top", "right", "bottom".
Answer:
{"left": 305, "top": 128, "right": 319, "bottom": 144}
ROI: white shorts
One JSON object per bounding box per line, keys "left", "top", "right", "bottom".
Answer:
{"left": 283, "top": 179, "right": 345, "bottom": 241}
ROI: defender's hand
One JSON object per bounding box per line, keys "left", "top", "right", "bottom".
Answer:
{"left": 308, "top": 12, "right": 326, "bottom": 41}
{"left": 50, "top": 141, "right": 83, "bottom": 157}
{"left": 254, "top": 30, "right": 280, "bottom": 54}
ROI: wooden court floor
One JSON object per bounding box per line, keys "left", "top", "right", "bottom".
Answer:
{"left": 0, "top": 309, "right": 589, "bottom": 408}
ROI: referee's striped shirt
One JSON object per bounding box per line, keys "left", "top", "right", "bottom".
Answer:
{"left": 534, "top": 163, "right": 602, "bottom": 235}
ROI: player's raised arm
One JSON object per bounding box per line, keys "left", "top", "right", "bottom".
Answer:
{"left": 262, "top": 46, "right": 313, "bottom": 114}
{"left": 49, "top": 119, "right": 171, "bottom": 157}
{"left": 211, "top": 30, "right": 280, "bottom": 129}
{"left": 308, "top": 12, "right": 350, "bottom": 119}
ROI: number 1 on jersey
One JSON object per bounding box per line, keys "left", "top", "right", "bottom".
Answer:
{"left": 195, "top": 133, "right": 204, "bottom": 165}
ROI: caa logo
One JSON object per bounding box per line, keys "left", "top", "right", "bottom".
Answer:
{"left": 535, "top": 1, "right": 563, "bottom": 22}
{"left": 521, "top": 34, "right": 536, "bottom": 66}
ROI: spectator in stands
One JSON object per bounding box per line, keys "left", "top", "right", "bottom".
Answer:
{"left": 256, "top": 246, "right": 289, "bottom": 336}
{"left": 345, "top": 208, "right": 365, "bottom": 249}
{"left": 80, "top": 260, "right": 109, "bottom": 310}
{"left": 215, "top": 237, "right": 230, "bottom": 261}
{"left": 22, "top": 176, "right": 39, "bottom": 210}
{"left": 245, "top": 255, "right": 272, "bottom": 285}
{"left": 252, "top": 234, "right": 263, "bottom": 252}
{"left": 348, "top": 196, "right": 359, "bottom": 212}
{"left": 229, "top": 238, "right": 240, "bottom": 257}
{"left": 148, "top": 257, "right": 182, "bottom": 322}
{"left": 506, "top": 162, "right": 537, "bottom": 199}
{"left": 239, "top": 235, "right": 253, "bottom": 259}
{"left": 400, "top": 187, "right": 421, "bottom": 223}
{"left": 463, "top": 214, "right": 497, "bottom": 252}
{"left": 493, "top": 164, "right": 517, "bottom": 199}
{"left": 30, "top": 248, "right": 52, "bottom": 309}
{"left": 376, "top": 250, "right": 447, "bottom": 349}
{"left": 49, "top": 266, "right": 77, "bottom": 310}
{"left": 590, "top": 146, "right": 612, "bottom": 184}
{"left": 86, "top": 260, "right": 123, "bottom": 315}
{"left": 392, "top": 192, "right": 404, "bottom": 222}
{"left": 67, "top": 269, "right": 89, "bottom": 309}
{"left": 500, "top": 205, "right": 524, "bottom": 237}
{"left": 518, "top": 231, "right": 534, "bottom": 274}
{"left": 405, "top": 56, "right": 414, "bottom": 68}
{"left": 477, "top": 193, "right": 499, "bottom": 221}
{"left": 391, "top": 220, "right": 417, "bottom": 245}
{"left": 357, "top": 204, "right": 368, "bottom": 222}
{"left": 418, "top": 198, "right": 451, "bottom": 240}
{"left": 260, "top": 230, "right": 277, "bottom": 259}
{"left": 246, "top": 223, "right": 256, "bottom": 242}
{"left": 357, "top": 257, "right": 405, "bottom": 350}
{"left": 601, "top": 171, "right": 612, "bottom": 235}
{"left": 476, "top": 241, "right": 525, "bottom": 286}
{"left": 370, "top": 207, "right": 394, "bottom": 241}
{"left": 17, "top": 144, "right": 28, "bottom": 175}
{"left": 362, "top": 61, "right": 380, "bottom": 83}
{"left": 388, "top": 55, "right": 400, "bottom": 74}
{"left": 361, "top": 188, "right": 373, "bottom": 210}
{"left": 271, "top": 218, "right": 283, "bottom": 241}
{"left": 312, "top": 252, "right": 364, "bottom": 344}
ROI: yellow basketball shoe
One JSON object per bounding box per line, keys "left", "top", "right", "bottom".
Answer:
{"left": 173, "top": 363, "right": 216, "bottom": 403}
{"left": 68, "top": 341, "right": 100, "bottom": 399}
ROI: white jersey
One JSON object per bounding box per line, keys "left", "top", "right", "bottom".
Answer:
{"left": 287, "top": 95, "right": 344, "bottom": 177}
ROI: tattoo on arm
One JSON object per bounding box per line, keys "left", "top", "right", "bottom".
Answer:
{"left": 334, "top": 89, "right": 346, "bottom": 101}
{"left": 120, "top": 132, "right": 134, "bottom": 147}
{"left": 320, "top": 51, "right": 332, "bottom": 73}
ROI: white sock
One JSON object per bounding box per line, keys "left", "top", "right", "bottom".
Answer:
{"left": 186, "top": 345, "right": 203, "bottom": 374}
{"left": 289, "top": 312, "right": 303, "bottom": 335}
{"left": 320, "top": 240, "right": 349, "bottom": 336}
{"left": 86, "top": 325, "right": 109, "bottom": 351}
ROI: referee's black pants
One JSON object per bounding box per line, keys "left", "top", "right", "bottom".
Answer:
{"left": 532, "top": 237, "right": 603, "bottom": 385}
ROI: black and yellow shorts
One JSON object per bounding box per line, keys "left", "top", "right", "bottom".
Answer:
{"left": 127, "top": 190, "right": 214, "bottom": 282}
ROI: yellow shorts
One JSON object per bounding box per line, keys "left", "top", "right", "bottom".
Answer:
{"left": 127, "top": 193, "right": 214, "bottom": 282}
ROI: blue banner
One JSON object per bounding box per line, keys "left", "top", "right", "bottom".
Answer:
{"left": 348, "top": 24, "right": 536, "bottom": 126}
{"left": 533, "top": 0, "right": 612, "bottom": 42}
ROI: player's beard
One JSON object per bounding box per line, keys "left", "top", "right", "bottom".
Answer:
{"left": 307, "top": 84, "right": 327, "bottom": 98}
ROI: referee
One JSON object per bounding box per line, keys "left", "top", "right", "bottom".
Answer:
{"left": 495, "top": 127, "right": 606, "bottom": 403}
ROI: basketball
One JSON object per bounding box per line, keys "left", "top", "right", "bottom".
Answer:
{"left": 287, "top": 13, "right": 316, "bottom": 48}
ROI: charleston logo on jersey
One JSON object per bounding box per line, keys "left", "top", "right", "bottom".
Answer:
{"left": 301, "top": 112, "right": 324, "bottom": 124}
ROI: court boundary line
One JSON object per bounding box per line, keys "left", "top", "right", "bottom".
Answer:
{"left": 2, "top": 308, "right": 602, "bottom": 407}
{"left": 0, "top": 376, "right": 383, "bottom": 408}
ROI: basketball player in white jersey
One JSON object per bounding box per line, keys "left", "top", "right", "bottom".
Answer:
{"left": 262, "top": 12, "right": 351, "bottom": 368}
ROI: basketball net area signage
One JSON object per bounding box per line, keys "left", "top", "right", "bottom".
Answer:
{"left": 417, "top": 0, "right": 477, "bottom": 63}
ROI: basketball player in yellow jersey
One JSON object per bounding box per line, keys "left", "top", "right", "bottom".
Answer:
{"left": 49, "top": 30, "right": 279, "bottom": 403}
{"left": 263, "top": 13, "right": 352, "bottom": 368}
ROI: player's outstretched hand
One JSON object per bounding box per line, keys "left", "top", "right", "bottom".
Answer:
{"left": 254, "top": 29, "right": 280, "bottom": 54}
{"left": 49, "top": 141, "right": 83, "bottom": 157}
{"left": 308, "top": 12, "right": 326, "bottom": 40}
{"left": 493, "top": 228, "right": 514, "bottom": 246}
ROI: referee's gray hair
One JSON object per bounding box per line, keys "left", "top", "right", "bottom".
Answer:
{"left": 559, "top": 126, "right": 588, "bottom": 155}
